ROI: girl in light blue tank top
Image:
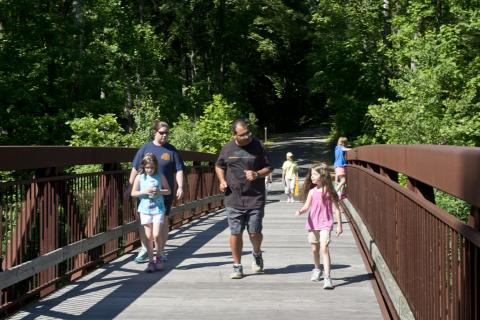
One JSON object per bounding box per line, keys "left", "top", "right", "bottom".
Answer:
{"left": 131, "top": 153, "right": 171, "bottom": 272}
{"left": 138, "top": 174, "right": 166, "bottom": 215}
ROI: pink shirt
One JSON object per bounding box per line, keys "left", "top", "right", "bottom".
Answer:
{"left": 305, "top": 187, "right": 334, "bottom": 231}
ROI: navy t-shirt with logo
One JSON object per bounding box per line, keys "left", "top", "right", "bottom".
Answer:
{"left": 216, "top": 138, "right": 272, "bottom": 209}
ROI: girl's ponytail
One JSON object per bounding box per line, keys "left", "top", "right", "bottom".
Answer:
{"left": 300, "top": 168, "right": 313, "bottom": 202}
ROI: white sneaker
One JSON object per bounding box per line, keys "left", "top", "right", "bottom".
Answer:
{"left": 230, "top": 264, "right": 243, "bottom": 279}
{"left": 323, "top": 276, "right": 333, "bottom": 289}
{"left": 251, "top": 252, "right": 264, "bottom": 273}
{"left": 310, "top": 268, "right": 322, "bottom": 282}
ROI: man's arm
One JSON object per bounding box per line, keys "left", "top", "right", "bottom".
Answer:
{"left": 244, "top": 166, "right": 272, "bottom": 181}
{"left": 215, "top": 166, "right": 228, "bottom": 192}
{"left": 256, "top": 167, "right": 272, "bottom": 178}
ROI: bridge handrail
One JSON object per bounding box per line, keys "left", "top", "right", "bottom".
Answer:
{"left": 0, "top": 146, "right": 216, "bottom": 170}
{"left": 345, "top": 144, "right": 480, "bottom": 319}
{"left": 0, "top": 146, "right": 223, "bottom": 312}
{"left": 347, "top": 144, "right": 480, "bottom": 207}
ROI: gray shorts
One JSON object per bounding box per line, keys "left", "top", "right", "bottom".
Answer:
{"left": 226, "top": 207, "right": 264, "bottom": 235}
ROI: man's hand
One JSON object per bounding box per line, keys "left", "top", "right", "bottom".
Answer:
{"left": 244, "top": 170, "right": 258, "bottom": 181}
{"left": 219, "top": 180, "right": 228, "bottom": 192}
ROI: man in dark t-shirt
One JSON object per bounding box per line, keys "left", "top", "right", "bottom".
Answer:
{"left": 215, "top": 119, "right": 272, "bottom": 279}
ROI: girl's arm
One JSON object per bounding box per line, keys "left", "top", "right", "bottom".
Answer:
{"left": 131, "top": 176, "right": 145, "bottom": 197}
{"left": 159, "top": 175, "right": 171, "bottom": 195}
{"left": 335, "top": 178, "right": 346, "bottom": 192}
{"left": 295, "top": 191, "right": 312, "bottom": 216}
{"left": 334, "top": 204, "right": 343, "bottom": 236}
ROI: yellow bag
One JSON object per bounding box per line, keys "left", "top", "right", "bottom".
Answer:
{"left": 294, "top": 174, "right": 300, "bottom": 197}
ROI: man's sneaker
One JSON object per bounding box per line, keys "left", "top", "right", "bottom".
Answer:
{"left": 323, "top": 276, "right": 333, "bottom": 289}
{"left": 230, "top": 264, "right": 243, "bottom": 279}
{"left": 252, "top": 252, "right": 264, "bottom": 273}
{"left": 310, "top": 268, "right": 322, "bottom": 282}
{"left": 154, "top": 258, "right": 164, "bottom": 271}
{"left": 145, "top": 261, "right": 155, "bottom": 273}
{"left": 134, "top": 248, "right": 149, "bottom": 263}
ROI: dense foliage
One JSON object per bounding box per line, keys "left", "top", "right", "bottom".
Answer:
{"left": 1, "top": 0, "right": 478, "bottom": 219}
{"left": 2, "top": 0, "right": 478, "bottom": 148}
{"left": 367, "top": 2, "right": 480, "bottom": 146}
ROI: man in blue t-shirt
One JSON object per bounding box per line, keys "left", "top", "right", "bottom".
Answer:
{"left": 129, "top": 120, "right": 185, "bottom": 263}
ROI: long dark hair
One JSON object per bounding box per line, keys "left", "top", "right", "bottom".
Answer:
{"left": 300, "top": 162, "right": 339, "bottom": 206}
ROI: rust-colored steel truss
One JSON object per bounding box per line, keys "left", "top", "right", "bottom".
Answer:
{"left": 0, "top": 146, "right": 222, "bottom": 312}
{"left": 346, "top": 144, "right": 480, "bottom": 320}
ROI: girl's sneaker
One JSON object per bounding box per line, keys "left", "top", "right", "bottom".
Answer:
{"left": 160, "top": 250, "right": 168, "bottom": 262}
{"left": 310, "top": 268, "right": 322, "bottom": 282}
{"left": 134, "top": 249, "right": 149, "bottom": 263}
{"left": 154, "top": 258, "right": 164, "bottom": 271}
{"left": 145, "top": 261, "right": 155, "bottom": 273}
{"left": 323, "top": 276, "right": 333, "bottom": 289}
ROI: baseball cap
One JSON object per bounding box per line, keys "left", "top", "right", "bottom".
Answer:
{"left": 286, "top": 152, "right": 293, "bottom": 157}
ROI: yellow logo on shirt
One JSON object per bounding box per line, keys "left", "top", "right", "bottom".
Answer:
{"left": 161, "top": 152, "right": 170, "bottom": 161}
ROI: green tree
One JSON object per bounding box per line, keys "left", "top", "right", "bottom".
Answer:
{"left": 307, "top": 0, "right": 387, "bottom": 140}
{"left": 196, "top": 94, "right": 240, "bottom": 153}
{"left": 169, "top": 114, "right": 201, "bottom": 152}
{"left": 368, "top": 7, "right": 480, "bottom": 146}
{"left": 67, "top": 113, "right": 127, "bottom": 147}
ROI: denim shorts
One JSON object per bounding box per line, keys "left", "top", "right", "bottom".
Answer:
{"left": 226, "top": 207, "right": 264, "bottom": 235}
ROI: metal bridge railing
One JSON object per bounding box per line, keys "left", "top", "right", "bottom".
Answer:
{"left": 346, "top": 145, "right": 480, "bottom": 320}
{"left": 0, "top": 146, "right": 223, "bottom": 312}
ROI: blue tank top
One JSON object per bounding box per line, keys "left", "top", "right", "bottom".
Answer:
{"left": 137, "top": 174, "right": 166, "bottom": 215}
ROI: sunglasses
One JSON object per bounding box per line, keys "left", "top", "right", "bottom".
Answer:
{"left": 157, "top": 131, "right": 169, "bottom": 135}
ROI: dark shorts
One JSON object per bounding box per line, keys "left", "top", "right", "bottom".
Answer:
{"left": 226, "top": 207, "right": 264, "bottom": 235}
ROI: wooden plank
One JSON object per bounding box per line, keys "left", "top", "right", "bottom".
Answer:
{"left": 0, "top": 195, "right": 224, "bottom": 290}
{"left": 8, "top": 181, "right": 384, "bottom": 320}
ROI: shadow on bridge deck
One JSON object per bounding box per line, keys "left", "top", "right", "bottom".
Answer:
{"left": 8, "top": 128, "right": 383, "bottom": 320}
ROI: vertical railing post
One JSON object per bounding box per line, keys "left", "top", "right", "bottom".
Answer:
{"left": 467, "top": 206, "right": 480, "bottom": 319}
{"left": 103, "top": 163, "right": 120, "bottom": 262}
{"left": 36, "top": 167, "right": 61, "bottom": 297}
{"left": 380, "top": 167, "right": 398, "bottom": 183}
{"left": 407, "top": 177, "right": 435, "bottom": 203}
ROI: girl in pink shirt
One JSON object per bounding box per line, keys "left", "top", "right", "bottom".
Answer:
{"left": 295, "top": 163, "right": 343, "bottom": 289}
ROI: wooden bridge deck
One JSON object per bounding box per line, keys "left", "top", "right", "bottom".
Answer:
{"left": 8, "top": 183, "right": 383, "bottom": 320}
{"left": 8, "top": 129, "right": 384, "bottom": 320}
